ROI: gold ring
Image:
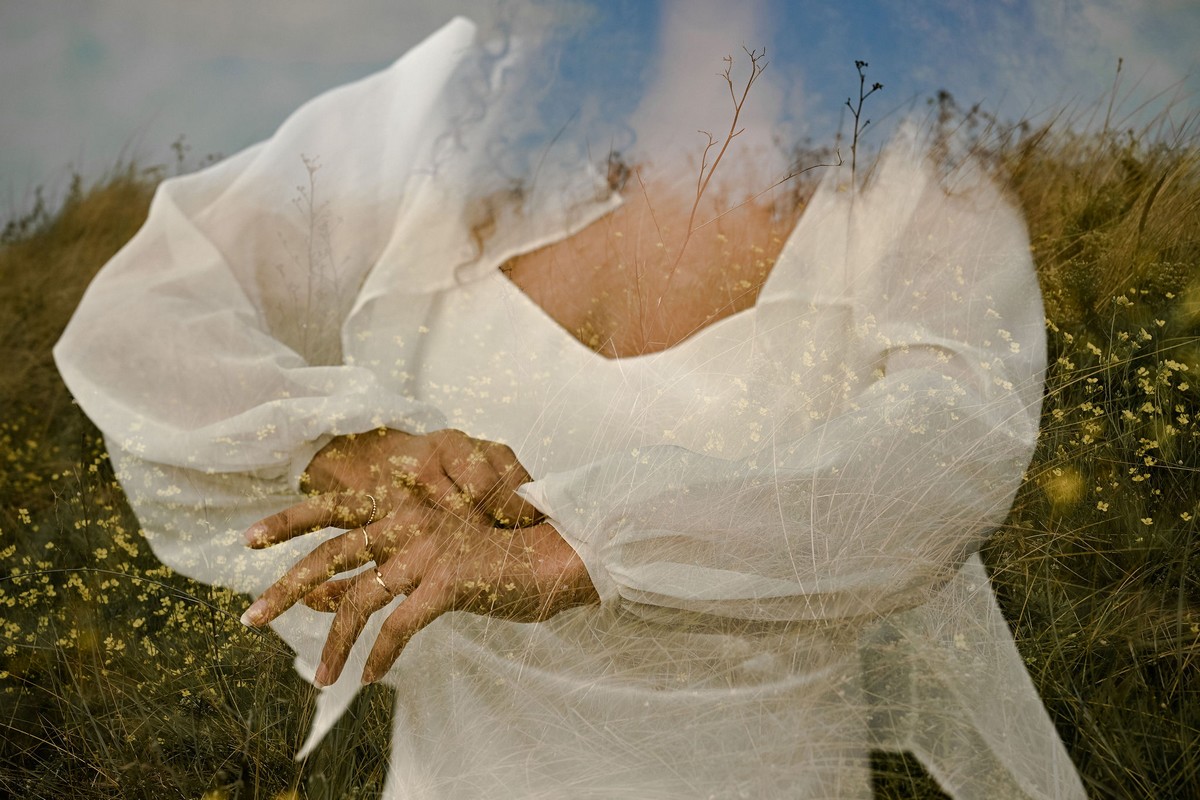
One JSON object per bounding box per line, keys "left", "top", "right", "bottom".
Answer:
{"left": 364, "top": 493, "right": 377, "bottom": 526}
{"left": 360, "top": 494, "right": 377, "bottom": 555}
{"left": 373, "top": 567, "right": 391, "bottom": 593}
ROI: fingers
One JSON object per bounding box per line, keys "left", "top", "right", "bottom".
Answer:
{"left": 313, "top": 573, "right": 394, "bottom": 686}
{"left": 415, "top": 430, "right": 482, "bottom": 514}
{"left": 300, "top": 555, "right": 420, "bottom": 613}
{"left": 480, "top": 443, "right": 543, "bottom": 527}
{"left": 240, "top": 530, "right": 371, "bottom": 627}
{"left": 361, "top": 582, "right": 449, "bottom": 684}
{"left": 312, "top": 553, "right": 424, "bottom": 686}
{"left": 301, "top": 578, "right": 353, "bottom": 612}
{"left": 244, "top": 491, "right": 377, "bottom": 548}
{"left": 383, "top": 431, "right": 467, "bottom": 514}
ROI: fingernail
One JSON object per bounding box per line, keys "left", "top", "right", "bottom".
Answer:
{"left": 239, "top": 599, "right": 268, "bottom": 627}
{"left": 314, "top": 662, "right": 330, "bottom": 688}
{"left": 243, "top": 523, "right": 268, "bottom": 547}
{"left": 361, "top": 668, "right": 376, "bottom": 685}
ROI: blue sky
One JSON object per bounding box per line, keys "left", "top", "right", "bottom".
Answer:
{"left": 2, "top": 0, "right": 1197, "bottom": 214}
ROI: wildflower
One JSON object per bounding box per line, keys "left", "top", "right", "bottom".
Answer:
{"left": 1041, "top": 468, "right": 1084, "bottom": 509}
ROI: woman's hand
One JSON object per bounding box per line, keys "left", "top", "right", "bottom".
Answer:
{"left": 240, "top": 491, "right": 599, "bottom": 686}
{"left": 299, "top": 427, "right": 543, "bottom": 528}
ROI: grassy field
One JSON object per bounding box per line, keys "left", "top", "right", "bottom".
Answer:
{"left": 1, "top": 101, "right": 1198, "bottom": 798}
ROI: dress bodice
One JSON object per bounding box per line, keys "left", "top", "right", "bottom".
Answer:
{"left": 353, "top": 268, "right": 875, "bottom": 798}
{"left": 410, "top": 270, "right": 760, "bottom": 472}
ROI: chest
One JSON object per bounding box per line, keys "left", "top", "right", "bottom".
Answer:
{"left": 500, "top": 193, "right": 795, "bottom": 359}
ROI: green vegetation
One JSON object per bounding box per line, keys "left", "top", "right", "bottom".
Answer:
{"left": 0, "top": 165, "right": 393, "bottom": 799}
{"left": 2, "top": 99, "right": 1198, "bottom": 797}
{"left": 986, "top": 106, "right": 1200, "bottom": 797}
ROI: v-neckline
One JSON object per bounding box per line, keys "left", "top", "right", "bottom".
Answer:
{"left": 490, "top": 267, "right": 759, "bottom": 366}
{"left": 481, "top": 201, "right": 797, "bottom": 365}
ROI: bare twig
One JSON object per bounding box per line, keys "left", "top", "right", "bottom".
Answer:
{"left": 845, "top": 60, "right": 883, "bottom": 179}
{"left": 632, "top": 165, "right": 666, "bottom": 347}
{"left": 661, "top": 47, "right": 768, "bottom": 303}
{"left": 690, "top": 151, "right": 843, "bottom": 234}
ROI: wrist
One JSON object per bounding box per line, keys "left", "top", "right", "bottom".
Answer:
{"left": 537, "top": 523, "right": 601, "bottom": 606}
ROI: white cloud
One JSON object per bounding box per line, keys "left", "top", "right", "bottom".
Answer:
{"left": 1028, "top": 0, "right": 1199, "bottom": 126}
{"left": 2, "top": 0, "right": 1197, "bottom": 214}
{"left": 79, "top": 0, "right": 503, "bottom": 63}
{"left": 1080, "top": 1, "right": 1197, "bottom": 101}
{"left": 626, "top": 0, "right": 792, "bottom": 190}
{"left": 0, "top": 0, "right": 522, "bottom": 208}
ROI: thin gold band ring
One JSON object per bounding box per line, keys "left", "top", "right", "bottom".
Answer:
{"left": 360, "top": 493, "right": 377, "bottom": 552}
{"left": 373, "top": 568, "right": 390, "bottom": 592}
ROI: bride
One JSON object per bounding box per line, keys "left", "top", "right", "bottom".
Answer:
{"left": 54, "top": 10, "right": 1085, "bottom": 799}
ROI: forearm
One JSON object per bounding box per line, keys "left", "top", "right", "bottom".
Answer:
{"left": 518, "top": 354, "right": 1035, "bottom": 621}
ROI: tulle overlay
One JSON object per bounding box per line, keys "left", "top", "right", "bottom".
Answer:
{"left": 55, "top": 18, "right": 1085, "bottom": 799}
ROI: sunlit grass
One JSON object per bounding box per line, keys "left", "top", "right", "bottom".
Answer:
{"left": 2, "top": 96, "right": 1198, "bottom": 797}
{"left": 982, "top": 105, "right": 1200, "bottom": 796}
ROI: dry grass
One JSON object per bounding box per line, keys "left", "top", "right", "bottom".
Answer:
{"left": 0, "top": 166, "right": 393, "bottom": 799}
{"left": 985, "top": 110, "right": 1200, "bottom": 797}
{"left": 2, "top": 98, "right": 1198, "bottom": 797}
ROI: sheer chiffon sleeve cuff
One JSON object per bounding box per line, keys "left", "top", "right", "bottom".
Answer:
{"left": 516, "top": 479, "right": 622, "bottom": 605}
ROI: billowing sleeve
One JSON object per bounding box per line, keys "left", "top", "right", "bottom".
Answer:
{"left": 520, "top": 138, "right": 1046, "bottom": 623}
{"left": 51, "top": 20, "right": 501, "bottom": 751}
{"left": 524, "top": 349, "right": 1034, "bottom": 621}
{"left": 50, "top": 18, "right": 502, "bottom": 607}
{"left": 52, "top": 19, "right": 488, "bottom": 488}
{"left": 519, "top": 138, "right": 1084, "bottom": 798}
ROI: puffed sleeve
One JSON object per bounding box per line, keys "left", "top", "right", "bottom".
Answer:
{"left": 52, "top": 19, "right": 490, "bottom": 485}
{"left": 519, "top": 135, "right": 1084, "bottom": 799}
{"left": 523, "top": 344, "right": 1034, "bottom": 619}
{"left": 51, "top": 18, "right": 494, "bottom": 594}
{"left": 52, "top": 18, "right": 507, "bottom": 758}
{"left": 520, "top": 137, "right": 1045, "bottom": 621}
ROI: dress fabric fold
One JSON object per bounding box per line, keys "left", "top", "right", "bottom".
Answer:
{"left": 54, "top": 16, "right": 1085, "bottom": 799}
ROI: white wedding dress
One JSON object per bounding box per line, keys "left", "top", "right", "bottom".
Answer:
{"left": 55, "top": 17, "right": 1086, "bottom": 799}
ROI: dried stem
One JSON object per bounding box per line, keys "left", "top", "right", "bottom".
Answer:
{"left": 845, "top": 60, "right": 883, "bottom": 179}
{"left": 661, "top": 47, "right": 767, "bottom": 303}
{"left": 689, "top": 152, "right": 842, "bottom": 234}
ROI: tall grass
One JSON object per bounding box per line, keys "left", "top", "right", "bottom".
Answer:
{"left": 985, "top": 103, "right": 1200, "bottom": 798}
{"left": 1, "top": 98, "right": 1198, "bottom": 798}
{"left": 0, "top": 166, "right": 393, "bottom": 799}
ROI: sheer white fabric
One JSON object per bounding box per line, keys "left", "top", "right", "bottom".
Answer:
{"left": 55, "top": 17, "right": 1085, "bottom": 799}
